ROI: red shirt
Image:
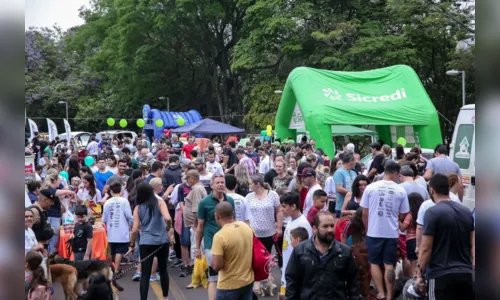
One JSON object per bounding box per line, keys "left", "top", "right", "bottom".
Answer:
{"left": 182, "top": 143, "right": 196, "bottom": 159}
{"left": 299, "top": 187, "right": 308, "bottom": 213}
{"left": 307, "top": 206, "right": 320, "bottom": 225}
{"left": 334, "top": 217, "right": 352, "bottom": 242}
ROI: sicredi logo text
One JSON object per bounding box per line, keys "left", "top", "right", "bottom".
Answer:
{"left": 323, "top": 88, "right": 408, "bottom": 102}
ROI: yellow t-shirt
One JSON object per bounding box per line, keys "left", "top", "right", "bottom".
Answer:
{"left": 211, "top": 221, "right": 254, "bottom": 290}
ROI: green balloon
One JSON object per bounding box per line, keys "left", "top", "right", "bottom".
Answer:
{"left": 136, "top": 119, "right": 145, "bottom": 128}
{"left": 155, "top": 119, "right": 164, "bottom": 128}
{"left": 261, "top": 130, "right": 267, "bottom": 136}
{"left": 107, "top": 118, "right": 115, "bottom": 126}
{"left": 397, "top": 137, "right": 407, "bottom": 147}
{"left": 177, "top": 117, "right": 185, "bottom": 126}
{"left": 119, "top": 119, "right": 127, "bottom": 128}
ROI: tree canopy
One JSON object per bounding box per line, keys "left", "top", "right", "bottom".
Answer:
{"left": 26, "top": 0, "right": 474, "bottom": 142}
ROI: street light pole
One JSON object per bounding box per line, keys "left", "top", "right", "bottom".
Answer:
{"left": 58, "top": 100, "right": 68, "bottom": 120}
{"left": 446, "top": 69, "right": 466, "bottom": 107}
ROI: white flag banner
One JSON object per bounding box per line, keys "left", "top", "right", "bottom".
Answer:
{"left": 27, "top": 118, "right": 38, "bottom": 140}
{"left": 63, "top": 119, "right": 71, "bottom": 142}
{"left": 47, "top": 118, "right": 58, "bottom": 142}
{"left": 289, "top": 103, "right": 305, "bottom": 129}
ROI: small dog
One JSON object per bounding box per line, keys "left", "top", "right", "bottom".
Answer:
{"left": 77, "top": 273, "right": 115, "bottom": 300}
{"left": 48, "top": 253, "right": 123, "bottom": 293}
{"left": 254, "top": 273, "right": 277, "bottom": 297}
{"left": 49, "top": 263, "right": 79, "bottom": 300}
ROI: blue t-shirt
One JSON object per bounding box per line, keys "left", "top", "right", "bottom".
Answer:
{"left": 94, "top": 171, "right": 114, "bottom": 194}
{"left": 333, "top": 167, "right": 357, "bottom": 211}
{"left": 247, "top": 152, "right": 260, "bottom": 165}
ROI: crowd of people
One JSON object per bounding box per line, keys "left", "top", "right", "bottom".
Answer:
{"left": 24, "top": 130, "right": 475, "bottom": 300}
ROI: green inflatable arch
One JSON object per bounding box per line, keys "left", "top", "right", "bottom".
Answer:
{"left": 275, "top": 65, "right": 442, "bottom": 158}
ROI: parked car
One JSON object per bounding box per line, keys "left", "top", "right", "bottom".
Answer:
{"left": 57, "top": 131, "right": 92, "bottom": 147}
{"left": 360, "top": 147, "right": 434, "bottom": 167}
{"left": 96, "top": 130, "right": 138, "bottom": 142}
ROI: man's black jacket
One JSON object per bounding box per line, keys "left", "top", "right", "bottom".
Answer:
{"left": 162, "top": 164, "right": 182, "bottom": 187}
{"left": 285, "top": 238, "right": 361, "bottom": 300}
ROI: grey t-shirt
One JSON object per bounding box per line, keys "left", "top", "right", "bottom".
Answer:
{"left": 425, "top": 157, "right": 462, "bottom": 177}
{"left": 400, "top": 181, "right": 430, "bottom": 200}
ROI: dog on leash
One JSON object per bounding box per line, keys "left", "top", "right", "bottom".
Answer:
{"left": 47, "top": 253, "right": 123, "bottom": 293}
{"left": 77, "top": 273, "right": 116, "bottom": 300}
{"left": 253, "top": 273, "right": 277, "bottom": 297}
{"left": 49, "top": 263, "right": 80, "bottom": 300}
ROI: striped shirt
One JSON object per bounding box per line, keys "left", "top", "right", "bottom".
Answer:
{"left": 239, "top": 155, "right": 257, "bottom": 175}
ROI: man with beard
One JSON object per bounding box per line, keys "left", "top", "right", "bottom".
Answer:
{"left": 285, "top": 212, "right": 361, "bottom": 300}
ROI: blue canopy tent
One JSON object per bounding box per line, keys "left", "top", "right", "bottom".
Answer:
{"left": 171, "top": 118, "right": 245, "bottom": 135}
{"left": 141, "top": 104, "right": 202, "bottom": 139}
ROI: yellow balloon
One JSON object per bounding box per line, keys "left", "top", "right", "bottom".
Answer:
{"left": 266, "top": 125, "right": 272, "bottom": 132}
{"left": 266, "top": 131, "right": 272, "bottom": 136}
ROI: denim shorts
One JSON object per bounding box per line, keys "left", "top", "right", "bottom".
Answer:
{"left": 366, "top": 236, "right": 398, "bottom": 265}
{"left": 216, "top": 282, "right": 253, "bottom": 300}
{"left": 180, "top": 218, "right": 191, "bottom": 246}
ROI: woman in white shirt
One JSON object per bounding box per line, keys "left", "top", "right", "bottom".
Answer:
{"left": 77, "top": 174, "right": 102, "bottom": 207}
{"left": 245, "top": 174, "right": 283, "bottom": 291}
{"left": 25, "top": 208, "right": 43, "bottom": 255}
{"left": 107, "top": 156, "right": 118, "bottom": 174}
{"left": 324, "top": 158, "right": 341, "bottom": 212}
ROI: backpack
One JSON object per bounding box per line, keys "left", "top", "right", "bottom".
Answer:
{"left": 29, "top": 206, "right": 54, "bottom": 241}
{"left": 252, "top": 235, "right": 275, "bottom": 281}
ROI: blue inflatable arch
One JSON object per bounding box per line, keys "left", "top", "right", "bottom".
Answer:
{"left": 142, "top": 104, "right": 202, "bottom": 139}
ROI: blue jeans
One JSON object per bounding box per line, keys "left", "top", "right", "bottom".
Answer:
{"left": 216, "top": 282, "right": 254, "bottom": 300}
{"left": 48, "top": 217, "right": 61, "bottom": 253}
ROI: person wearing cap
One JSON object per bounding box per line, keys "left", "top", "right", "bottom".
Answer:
{"left": 367, "top": 142, "right": 385, "bottom": 181}
{"left": 299, "top": 167, "right": 324, "bottom": 216}
{"left": 360, "top": 162, "right": 409, "bottom": 300}
{"left": 28, "top": 188, "right": 59, "bottom": 250}
{"left": 194, "top": 157, "right": 213, "bottom": 194}
{"left": 423, "top": 144, "right": 461, "bottom": 181}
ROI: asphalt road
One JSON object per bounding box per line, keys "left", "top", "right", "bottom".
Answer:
{"left": 52, "top": 258, "right": 282, "bottom": 300}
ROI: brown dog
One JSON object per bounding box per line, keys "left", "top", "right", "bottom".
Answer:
{"left": 49, "top": 263, "right": 79, "bottom": 300}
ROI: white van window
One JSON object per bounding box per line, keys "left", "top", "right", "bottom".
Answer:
{"left": 452, "top": 124, "right": 474, "bottom": 169}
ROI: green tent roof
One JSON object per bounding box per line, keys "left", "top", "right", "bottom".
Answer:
{"left": 275, "top": 65, "right": 442, "bottom": 157}
{"left": 297, "top": 125, "right": 375, "bottom": 136}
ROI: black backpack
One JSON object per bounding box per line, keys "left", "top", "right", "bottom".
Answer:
{"left": 29, "top": 205, "right": 55, "bottom": 241}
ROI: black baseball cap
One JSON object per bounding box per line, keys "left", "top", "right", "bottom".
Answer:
{"left": 298, "top": 167, "right": 316, "bottom": 177}
{"left": 39, "top": 189, "right": 57, "bottom": 200}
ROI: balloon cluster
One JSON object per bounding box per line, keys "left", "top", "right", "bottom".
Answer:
{"left": 261, "top": 125, "right": 273, "bottom": 141}
{"left": 106, "top": 117, "right": 186, "bottom": 129}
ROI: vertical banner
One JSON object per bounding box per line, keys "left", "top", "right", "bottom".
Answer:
{"left": 27, "top": 118, "right": 38, "bottom": 140}
{"left": 46, "top": 118, "right": 58, "bottom": 141}
{"left": 63, "top": 119, "right": 72, "bottom": 142}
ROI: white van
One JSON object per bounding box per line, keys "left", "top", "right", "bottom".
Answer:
{"left": 449, "top": 104, "right": 475, "bottom": 211}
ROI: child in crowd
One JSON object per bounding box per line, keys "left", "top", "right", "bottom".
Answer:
{"left": 306, "top": 189, "right": 328, "bottom": 225}
{"left": 290, "top": 227, "right": 310, "bottom": 247}
{"left": 71, "top": 205, "right": 93, "bottom": 261}
{"left": 25, "top": 250, "right": 51, "bottom": 300}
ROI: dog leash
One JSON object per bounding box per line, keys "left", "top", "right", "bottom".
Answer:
{"left": 113, "top": 244, "right": 164, "bottom": 280}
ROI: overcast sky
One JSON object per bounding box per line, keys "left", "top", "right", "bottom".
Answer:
{"left": 25, "top": 0, "right": 90, "bottom": 30}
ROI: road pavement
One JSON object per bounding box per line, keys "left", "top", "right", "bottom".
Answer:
{"left": 52, "top": 258, "right": 282, "bottom": 300}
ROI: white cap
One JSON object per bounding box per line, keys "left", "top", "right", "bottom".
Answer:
{"left": 346, "top": 143, "right": 355, "bottom": 151}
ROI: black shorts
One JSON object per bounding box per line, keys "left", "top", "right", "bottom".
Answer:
{"left": 428, "top": 273, "right": 474, "bottom": 300}
{"left": 109, "top": 242, "right": 129, "bottom": 255}
{"left": 406, "top": 238, "right": 417, "bottom": 261}
{"left": 366, "top": 236, "right": 398, "bottom": 265}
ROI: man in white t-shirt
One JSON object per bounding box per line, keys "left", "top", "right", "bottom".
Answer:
{"left": 279, "top": 191, "right": 312, "bottom": 298}
{"left": 224, "top": 174, "right": 251, "bottom": 223}
{"left": 102, "top": 181, "right": 133, "bottom": 274}
{"left": 299, "top": 168, "right": 324, "bottom": 216}
{"left": 205, "top": 151, "right": 223, "bottom": 175}
{"left": 86, "top": 136, "right": 99, "bottom": 156}
{"left": 360, "top": 162, "right": 409, "bottom": 300}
